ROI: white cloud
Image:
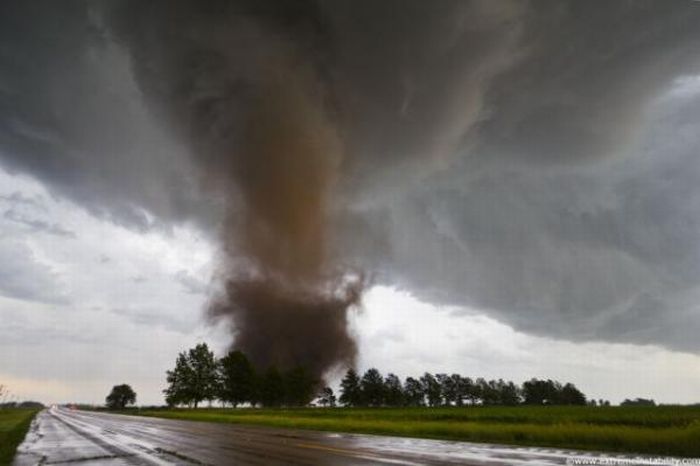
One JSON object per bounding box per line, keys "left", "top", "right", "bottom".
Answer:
{"left": 0, "top": 240, "right": 68, "bottom": 304}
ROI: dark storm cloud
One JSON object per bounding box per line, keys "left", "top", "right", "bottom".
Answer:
{"left": 1, "top": 0, "right": 700, "bottom": 356}
{"left": 0, "top": 0, "right": 213, "bottom": 232}
{"left": 475, "top": 1, "right": 700, "bottom": 165}
{"left": 367, "top": 85, "right": 700, "bottom": 352}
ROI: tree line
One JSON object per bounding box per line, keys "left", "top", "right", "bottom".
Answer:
{"left": 0, "top": 384, "right": 44, "bottom": 409}
{"left": 163, "top": 344, "right": 589, "bottom": 408}
{"left": 336, "top": 369, "right": 587, "bottom": 407}
{"left": 0, "top": 401, "right": 44, "bottom": 409}
{"left": 621, "top": 398, "right": 656, "bottom": 406}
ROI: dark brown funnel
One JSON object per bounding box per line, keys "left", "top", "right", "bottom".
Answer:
{"left": 109, "top": 0, "right": 367, "bottom": 381}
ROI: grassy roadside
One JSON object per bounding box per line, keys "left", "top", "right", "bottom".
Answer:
{"left": 125, "top": 406, "right": 700, "bottom": 458}
{"left": 0, "top": 409, "right": 39, "bottom": 466}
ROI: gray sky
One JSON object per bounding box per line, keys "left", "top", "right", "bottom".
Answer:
{"left": 2, "top": 0, "right": 700, "bottom": 405}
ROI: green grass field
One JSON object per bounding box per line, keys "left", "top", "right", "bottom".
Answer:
{"left": 0, "top": 409, "right": 38, "bottom": 466}
{"left": 130, "top": 405, "right": 700, "bottom": 458}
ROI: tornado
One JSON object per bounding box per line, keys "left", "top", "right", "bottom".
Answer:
{"left": 110, "top": 0, "right": 362, "bottom": 379}
{"left": 204, "top": 72, "right": 364, "bottom": 376}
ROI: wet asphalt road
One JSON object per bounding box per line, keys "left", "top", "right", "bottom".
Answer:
{"left": 12, "top": 407, "right": 684, "bottom": 465}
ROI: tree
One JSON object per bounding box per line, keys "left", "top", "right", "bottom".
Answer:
{"left": 403, "top": 377, "right": 424, "bottom": 406}
{"left": 219, "top": 350, "right": 255, "bottom": 407}
{"left": 163, "top": 343, "right": 219, "bottom": 408}
{"left": 477, "top": 378, "right": 498, "bottom": 405}
{"left": 259, "top": 366, "right": 284, "bottom": 407}
{"left": 443, "top": 374, "right": 464, "bottom": 406}
{"left": 383, "top": 373, "right": 404, "bottom": 407}
{"left": 339, "top": 369, "right": 361, "bottom": 407}
{"left": 499, "top": 380, "right": 522, "bottom": 405}
{"left": 461, "top": 377, "right": 479, "bottom": 405}
{"left": 560, "top": 383, "right": 586, "bottom": 405}
{"left": 0, "top": 385, "right": 9, "bottom": 408}
{"left": 435, "top": 374, "right": 452, "bottom": 406}
{"left": 187, "top": 343, "right": 219, "bottom": 407}
{"left": 522, "top": 379, "right": 559, "bottom": 405}
{"left": 420, "top": 373, "right": 442, "bottom": 407}
{"left": 164, "top": 352, "right": 193, "bottom": 407}
{"left": 106, "top": 384, "right": 136, "bottom": 410}
{"left": 455, "top": 375, "right": 471, "bottom": 407}
{"left": 283, "top": 366, "right": 317, "bottom": 407}
{"left": 360, "top": 368, "right": 385, "bottom": 407}
{"left": 317, "top": 387, "right": 336, "bottom": 407}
